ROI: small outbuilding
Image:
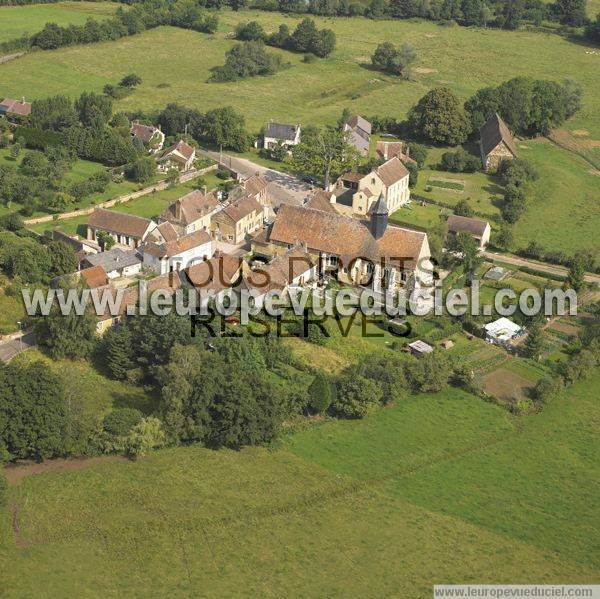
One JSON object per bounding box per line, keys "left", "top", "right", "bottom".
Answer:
{"left": 408, "top": 340, "right": 434, "bottom": 357}
{"left": 447, "top": 214, "right": 491, "bottom": 250}
{"left": 440, "top": 339, "right": 454, "bottom": 350}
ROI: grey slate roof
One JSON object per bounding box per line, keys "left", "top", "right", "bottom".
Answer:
{"left": 83, "top": 248, "right": 141, "bottom": 273}
{"left": 265, "top": 122, "right": 299, "bottom": 141}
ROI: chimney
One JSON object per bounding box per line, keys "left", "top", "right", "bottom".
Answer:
{"left": 21, "top": 97, "right": 25, "bottom": 104}
{"left": 203, "top": 186, "right": 207, "bottom": 196}
{"left": 158, "top": 124, "right": 161, "bottom": 132}
{"left": 369, "top": 193, "right": 388, "bottom": 240}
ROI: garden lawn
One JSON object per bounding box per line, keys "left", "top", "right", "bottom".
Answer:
{"left": 0, "top": 11, "right": 598, "bottom": 139}
{"left": 2, "top": 374, "right": 599, "bottom": 595}
{"left": 0, "top": 2, "right": 118, "bottom": 44}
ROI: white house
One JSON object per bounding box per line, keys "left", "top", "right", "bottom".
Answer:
{"left": 263, "top": 122, "right": 301, "bottom": 150}
{"left": 142, "top": 229, "right": 213, "bottom": 275}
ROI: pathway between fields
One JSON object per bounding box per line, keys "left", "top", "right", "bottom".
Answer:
{"left": 483, "top": 250, "right": 600, "bottom": 285}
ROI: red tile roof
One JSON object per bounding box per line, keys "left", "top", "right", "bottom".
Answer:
{"left": 0, "top": 97, "right": 31, "bottom": 116}
{"left": 80, "top": 265, "right": 109, "bottom": 289}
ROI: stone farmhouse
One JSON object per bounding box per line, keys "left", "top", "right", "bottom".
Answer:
{"left": 329, "top": 156, "right": 410, "bottom": 216}
{"left": 262, "top": 122, "right": 301, "bottom": 150}
{"left": 342, "top": 115, "right": 371, "bottom": 156}
{"left": 142, "top": 229, "right": 213, "bottom": 275}
{"left": 87, "top": 208, "right": 158, "bottom": 249}
{"left": 252, "top": 195, "right": 431, "bottom": 293}
{"left": 480, "top": 113, "right": 517, "bottom": 171}
{"left": 130, "top": 121, "right": 165, "bottom": 154}
{"left": 228, "top": 174, "right": 271, "bottom": 218}
{"left": 159, "top": 189, "right": 221, "bottom": 235}
{"left": 157, "top": 140, "right": 196, "bottom": 172}
{"left": 212, "top": 196, "right": 264, "bottom": 244}
{"left": 446, "top": 215, "right": 491, "bottom": 250}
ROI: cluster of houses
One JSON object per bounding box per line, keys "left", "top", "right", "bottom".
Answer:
{"left": 129, "top": 121, "right": 198, "bottom": 172}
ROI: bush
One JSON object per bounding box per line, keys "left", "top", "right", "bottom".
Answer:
{"left": 330, "top": 373, "right": 382, "bottom": 418}
{"left": 234, "top": 21, "right": 266, "bottom": 41}
{"left": 210, "top": 41, "right": 287, "bottom": 82}
{"left": 125, "top": 417, "right": 166, "bottom": 458}
{"left": 440, "top": 149, "right": 480, "bottom": 173}
{"left": 103, "top": 408, "right": 143, "bottom": 438}
{"left": 307, "top": 372, "right": 334, "bottom": 413}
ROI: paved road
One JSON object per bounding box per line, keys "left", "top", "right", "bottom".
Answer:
{"left": 0, "top": 332, "right": 36, "bottom": 363}
{"left": 204, "top": 150, "right": 313, "bottom": 208}
{"left": 483, "top": 251, "right": 600, "bottom": 285}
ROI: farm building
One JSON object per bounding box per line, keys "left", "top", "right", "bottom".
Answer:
{"left": 87, "top": 209, "right": 157, "bottom": 249}
{"left": 479, "top": 113, "right": 517, "bottom": 172}
{"left": 408, "top": 340, "right": 434, "bottom": 357}
{"left": 446, "top": 215, "right": 491, "bottom": 249}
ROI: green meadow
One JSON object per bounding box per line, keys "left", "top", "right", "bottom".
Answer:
{"left": 0, "top": 2, "right": 118, "bottom": 44}
{"left": 0, "top": 11, "right": 598, "bottom": 138}
{"left": 2, "top": 369, "right": 599, "bottom": 596}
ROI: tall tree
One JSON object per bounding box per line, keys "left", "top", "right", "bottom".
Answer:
{"left": 292, "top": 126, "right": 359, "bottom": 187}
{"left": 523, "top": 322, "right": 545, "bottom": 361}
{"left": 407, "top": 87, "right": 470, "bottom": 145}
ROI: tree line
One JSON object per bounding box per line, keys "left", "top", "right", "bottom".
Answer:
{"left": 1, "top": 1, "right": 218, "bottom": 55}
{"left": 250, "top": 0, "right": 592, "bottom": 31}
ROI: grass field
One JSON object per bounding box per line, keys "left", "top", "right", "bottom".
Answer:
{"left": 0, "top": 11, "right": 598, "bottom": 140}
{"left": 0, "top": 2, "right": 118, "bottom": 44}
{"left": 513, "top": 138, "right": 600, "bottom": 255}
{"left": 1, "top": 368, "right": 598, "bottom": 595}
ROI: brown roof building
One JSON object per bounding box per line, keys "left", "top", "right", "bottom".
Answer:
{"left": 87, "top": 208, "right": 156, "bottom": 249}
{"left": 130, "top": 121, "right": 165, "bottom": 153}
{"left": 253, "top": 200, "right": 431, "bottom": 292}
{"left": 212, "top": 196, "right": 264, "bottom": 244}
{"left": 0, "top": 97, "right": 31, "bottom": 118}
{"left": 446, "top": 214, "right": 491, "bottom": 249}
{"left": 480, "top": 113, "right": 517, "bottom": 171}
{"left": 80, "top": 265, "right": 109, "bottom": 289}
{"left": 160, "top": 189, "right": 220, "bottom": 235}
{"left": 157, "top": 140, "right": 196, "bottom": 172}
